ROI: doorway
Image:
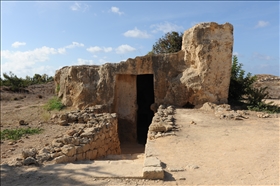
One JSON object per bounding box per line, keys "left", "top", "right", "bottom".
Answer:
{"left": 136, "top": 74, "right": 155, "bottom": 144}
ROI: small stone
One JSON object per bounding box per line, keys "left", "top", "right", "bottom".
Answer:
{"left": 190, "top": 121, "right": 196, "bottom": 125}
{"left": 22, "top": 147, "right": 37, "bottom": 159}
{"left": 59, "top": 120, "right": 68, "bottom": 126}
{"left": 19, "top": 120, "right": 26, "bottom": 125}
{"left": 66, "top": 129, "right": 76, "bottom": 136}
{"left": 23, "top": 157, "right": 38, "bottom": 165}
{"left": 179, "top": 177, "right": 186, "bottom": 180}
{"left": 8, "top": 142, "right": 14, "bottom": 145}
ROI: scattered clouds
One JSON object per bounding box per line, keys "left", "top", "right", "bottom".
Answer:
{"left": 110, "top": 6, "right": 124, "bottom": 15}
{"left": 58, "top": 42, "right": 84, "bottom": 54}
{"left": 65, "top": 42, "right": 84, "bottom": 49}
{"left": 1, "top": 42, "right": 85, "bottom": 78}
{"left": 76, "top": 58, "right": 95, "bottom": 65}
{"left": 115, "top": 44, "right": 136, "bottom": 54}
{"left": 255, "top": 20, "right": 269, "bottom": 28}
{"left": 1, "top": 46, "right": 59, "bottom": 78}
{"left": 123, "top": 27, "right": 151, "bottom": 38}
{"left": 86, "top": 46, "right": 113, "bottom": 53}
{"left": 151, "top": 22, "right": 184, "bottom": 33}
{"left": 70, "top": 2, "right": 89, "bottom": 12}
{"left": 11, "top": 41, "right": 26, "bottom": 48}
{"left": 251, "top": 52, "right": 274, "bottom": 61}
{"left": 87, "top": 46, "right": 102, "bottom": 53}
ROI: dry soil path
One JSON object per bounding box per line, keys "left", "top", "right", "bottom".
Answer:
{"left": 148, "top": 108, "right": 279, "bottom": 185}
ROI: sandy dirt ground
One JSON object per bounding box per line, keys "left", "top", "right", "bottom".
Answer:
{"left": 0, "top": 81, "right": 279, "bottom": 185}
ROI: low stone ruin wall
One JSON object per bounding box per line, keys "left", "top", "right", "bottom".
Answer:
{"left": 21, "top": 110, "right": 121, "bottom": 165}
{"left": 143, "top": 105, "right": 177, "bottom": 179}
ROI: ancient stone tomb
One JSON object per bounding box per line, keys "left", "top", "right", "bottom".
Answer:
{"left": 55, "top": 22, "right": 234, "bottom": 146}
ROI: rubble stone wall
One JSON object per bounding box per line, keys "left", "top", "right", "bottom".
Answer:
{"left": 21, "top": 111, "right": 121, "bottom": 165}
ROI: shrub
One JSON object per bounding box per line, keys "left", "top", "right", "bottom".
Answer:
{"left": 228, "top": 55, "right": 280, "bottom": 113}
{"left": 228, "top": 55, "right": 256, "bottom": 102}
{"left": 43, "top": 97, "right": 65, "bottom": 111}
{"left": 247, "top": 101, "right": 280, "bottom": 113}
{"left": 56, "top": 84, "right": 60, "bottom": 94}
{"left": 0, "top": 128, "right": 43, "bottom": 141}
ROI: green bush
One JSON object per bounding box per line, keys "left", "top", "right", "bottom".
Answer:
{"left": 229, "top": 55, "right": 280, "bottom": 113}
{"left": 228, "top": 55, "right": 256, "bottom": 102}
{"left": 43, "top": 97, "right": 65, "bottom": 111}
{"left": 247, "top": 101, "right": 280, "bottom": 113}
{"left": 0, "top": 71, "right": 54, "bottom": 91}
{"left": 0, "top": 128, "right": 43, "bottom": 141}
{"left": 149, "top": 31, "right": 183, "bottom": 54}
{"left": 56, "top": 84, "right": 60, "bottom": 94}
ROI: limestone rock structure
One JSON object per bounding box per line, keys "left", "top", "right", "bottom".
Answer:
{"left": 55, "top": 22, "right": 234, "bottom": 143}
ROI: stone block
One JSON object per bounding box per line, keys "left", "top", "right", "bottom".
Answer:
{"left": 144, "top": 157, "right": 161, "bottom": 167}
{"left": 82, "top": 143, "right": 91, "bottom": 152}
{"left": 61, "top": 144, "right": 76, "bottom": 157}
{"left": 54, "top": 155, "right": 69, "bottom": 164}
{"left": 143, "top": 167, "right": 164, "bottom": 180}
{"left": 76, "top": 153, "right": 85, "bottom": 161}
{"left": 75, "top": 145, "right": 84, "bottom": 154}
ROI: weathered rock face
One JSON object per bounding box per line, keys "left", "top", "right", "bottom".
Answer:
{"left": 181, "top": 22, "right": 233, "bottom": 104}
{"left": 55, "top": 22, "right": 233, "bottom": 142}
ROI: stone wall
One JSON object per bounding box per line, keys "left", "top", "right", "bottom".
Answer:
{"left": 21, "top": 111, "right": 121, "bottom": 165}
{"left": 143, "top": 105, "right": 177, "bottom": 179}
{"left": 55, "top": 22, "right": 233, "bottom": 110}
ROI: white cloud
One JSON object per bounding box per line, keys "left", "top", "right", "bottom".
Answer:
{"left": 251, "top": 52, "right": 274, "bottom": 61}
{"left": 1, "top": 46, "right": 59, "bottom": 78}
{"left": 65, "top": 42, "right": 84, "bottom": 49}
{"left": 123, "top": 27, "right": 151, "bottom": 38}
{"left": 86, "top": 46, "right": 113, "bottom": 53}
{"left": 58, "top": 42, "right": 84, "bottom": 54}
{"left": 103, "top": 47, "right": 113, "bottom": 52}
{"left": 70, "top": 2, "right": 89, "bottom": 12}
{"left": 151, "top": 22, "right": 184, "bottom": 33}
{"left": 115, "top": 44, "right": 136, "bottom": 54}
{"left": 111, "top": 6, "right": 124, "bottom": 15}
{"left": 87, "top": 46, "right": 102, "bottom": 53}
{"left": 255, "top": 20, "right": 269, "bottom": 28}
{"left": 57, "top": 48, "right": 66, "bottom": 54}
{"left": 11, "top": 41, "right": 26, "bottom": 48}
{"left": 70, "top": 2, "right": 81, "bottom": 11}
{"left": 76, "top": 58, "right": 95, "bottom": 65}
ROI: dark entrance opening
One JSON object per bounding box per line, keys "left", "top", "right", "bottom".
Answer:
{"left": 137, "top": 74, "right": 155, "bottom": 145}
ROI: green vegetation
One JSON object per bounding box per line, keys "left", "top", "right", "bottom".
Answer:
{"left": 228, "top": 55, "right": 256, "bottom": 102}
{"left": 0, "top": 128, "right": 43, "bottom": 141}
{"left": 229, "top": 55, "right": 280, "bottom": 113}
{"left": 0, "top": 71, "right": 53, "bottom": 91}
{"left": 56, "top": 84, "right": 60, "bottom": 94}
{"left": 148, "top": 31, "right": 183, "bottom": 55}
{"left": 43, "top": 96, "right": 65, "bottom": 111}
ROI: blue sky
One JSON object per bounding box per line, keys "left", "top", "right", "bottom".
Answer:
{"left": 1, "top": 1, "right": 279, "bottom": 78}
